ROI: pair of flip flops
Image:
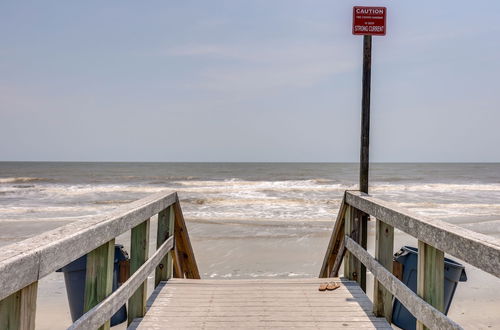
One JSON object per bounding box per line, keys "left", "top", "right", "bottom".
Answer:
{"left": 318, "top": 281, "right": 340, "bottom": 291}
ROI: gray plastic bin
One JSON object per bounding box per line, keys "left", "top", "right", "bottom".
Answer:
{"left": 57, "top": 245, "right": 129, "bottom": 326}
{"left": 392, "top": 246, "right": 467, "bottom": 330}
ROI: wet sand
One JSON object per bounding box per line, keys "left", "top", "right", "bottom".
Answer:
{"left": 2, "top": 218, "right": 500, "bottom": 329}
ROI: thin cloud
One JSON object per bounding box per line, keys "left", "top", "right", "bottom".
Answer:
{"left": 164, "top": 42, "right": 357, "bottom": 93}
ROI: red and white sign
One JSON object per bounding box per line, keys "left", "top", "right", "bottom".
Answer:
{"left": 352, "top": 6, "right": 387, "bottom": 36}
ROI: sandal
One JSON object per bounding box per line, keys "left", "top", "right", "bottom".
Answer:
{"left": 326, "top": 281, "right": 340, "bottom": 291}
{"left": 318, "top": 282, "right": 328, "bottom": 291}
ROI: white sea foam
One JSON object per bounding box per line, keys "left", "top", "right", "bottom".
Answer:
{"left": 371, "top": 183, "right": 500, "bottom": 192}
{"left": 0, "top": 177, "right": 52, "bottom": 183}
{"left": 1, "top": 178, "right": 500, "bottom": 226}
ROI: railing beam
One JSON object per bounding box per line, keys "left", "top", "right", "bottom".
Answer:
{"left": 128, "top": 219, "right": 150, "bottom": 324}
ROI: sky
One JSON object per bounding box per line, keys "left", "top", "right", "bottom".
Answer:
{"left": 1, "top": 1, "right": 500, "bottom": 162}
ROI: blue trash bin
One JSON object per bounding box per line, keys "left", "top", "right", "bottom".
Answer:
{"left": 392, "top": 246, "right": 467, "bottom": 330}
{"left": 57, "top": 244, "right": 129, "bottom": 326}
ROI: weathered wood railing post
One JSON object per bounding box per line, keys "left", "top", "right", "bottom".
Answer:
{"left": 344, "top": 206, "right": 367, "bottom": 291}
{"left": 359, "top": 210, "right": 368, "bottom": 291}
{"left": 344, "top": 206, "right": 358, "bottom": 282}
{"left": 84, "top": 240, "right": 115, "bottom": 330}
{"left": 373, "top": 218, "right": 394, "bottom": 322}
{"left": 417, "top": 241, "right": 444, "bottom": 330}
{"left": 128, "top": 218, "right": 150, "bottom": 324}
{"left": 0, "top": 282, "right": 38, "bottom": 330}
{"left": 155, "top": 206, "right": 175, "bottom": 285}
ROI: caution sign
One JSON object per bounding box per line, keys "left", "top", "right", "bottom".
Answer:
{"left": 352, "top": 6, "right": 387, "bottom": 36}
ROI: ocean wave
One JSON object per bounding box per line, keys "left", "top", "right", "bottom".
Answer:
{"left": 2, "top": 178, "right": 500, "bottom": 224}
{"left": 0, "top": 177, "right": 54, "bottom": 184}
{"left": 148, "top": 176, "right": 199, "bottom": 184}
{"left": 40, "top": 184, "right": 166, "bottom": 195}
{"left": 93, "top": 199, "right": 134, "bottom": 205}
{"left": 0, "top": 205, "right": 110, "bottom": 215}
{"left": 182, "top": 197, "right": 341, "bottom": 206}
{"left": 5, "top": 180, "right": 500, "bottom": 197}
{"left": 371, "top": 183, "right": 500, "bottom": 192}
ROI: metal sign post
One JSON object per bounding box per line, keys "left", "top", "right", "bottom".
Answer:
{"left": 348, "top": 6, "right": 387, "bottom": 293}
{"left": 352, "top": 6, "right": 387, "bottom": 193}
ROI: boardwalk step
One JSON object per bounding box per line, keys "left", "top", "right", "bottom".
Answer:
{"left": 128, "top": 278, "right": 392, "bottom": 329}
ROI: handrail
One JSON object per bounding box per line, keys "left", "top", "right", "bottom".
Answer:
{"left": 0, "top": 191, "right": 177, "bottom": 301}
{"left": 346, "top": 191, "right": 500, "bottom": 279}
{"left": 0, "top": 191, "right": 200, "bottom": 330}
{"left": 345, "top": 236, "right": 462, "bottom": 330}
{"left": 69, "top": 236, "right": 174, "bottom": 330}
{"left": 320, "top": 190, "right": 500, "bottom": 330}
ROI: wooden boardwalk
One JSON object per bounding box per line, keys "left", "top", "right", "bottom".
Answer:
{"left": 128, "top": 278, "right": 392, "bottom": 329}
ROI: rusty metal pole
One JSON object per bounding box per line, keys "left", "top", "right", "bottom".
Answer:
{"left": 358, "top": 34, "right": 372, "bottom": 292}
{"left": 360, "top": 35, "right": 372, "bottom": 195}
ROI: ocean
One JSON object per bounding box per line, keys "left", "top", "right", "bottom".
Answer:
{"left": 1, "top": 162, "right": 500, "bottom": 234}
{"left": 1, "top": 162, "right": 500, "bottom": 328}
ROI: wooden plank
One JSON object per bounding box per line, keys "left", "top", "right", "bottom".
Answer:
{"left": 319, "top": 193, "right": 347, "bottom": 277}
{"left": 145, "top": 310, "right": 374, "bottom": 316}
{"left": 344, "top": 236, "right": 462, "bottom": 330}
{"left": 345, "top": 191, "right": 500, "bottom": 278}
{"left": 166, "top": 278, "right": 356, "bottom": 284}
{"left": 417, "top": 240, "right": 444, "bottom": 330}
{"left": 69, "top": 236, "right": 173, "bottom": 330}
{"left": 132, "top": 321, "right": 391, "bottom": 329}
{"left": 151, "top": 296, "right": 373, "bottom": 302}
{"left": 147, "top": 305, "right": 374, "bottom": 312}
{"left": 173, "top": 200, "right": 200, "bottom": 279}
{"left": 138, "top": 315, "right": 388, "bottom": 322}
{"left": 373, "top": 219, "right": 394, "bottom": 322}
{"left": 155, "top": 288, "right": 365, "bottom": 292}
{"left": 155, "top": 206, "right": 174, "bottom": 287}
{"left": 0, "top": 281, "right": 38, "bottom": 330}
{"left": 84, "top": 240, "right": 115, "bottom": 330}
{"left": 0, "top": 191, "right": 177, "bottom": 301}
{"left": 128, "top": 219, "right": 150, "bottom": 324}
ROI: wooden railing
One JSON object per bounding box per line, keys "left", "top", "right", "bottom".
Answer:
{"left": 0, "top": 191, "right": 199, "bottom": 330}
{"left": 320, "top": 191, "right": 500, "bottom": 330}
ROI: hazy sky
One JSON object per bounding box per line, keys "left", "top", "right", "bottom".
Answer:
{"left": 1, "top": 1, "right": 499, "bottom": 162}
